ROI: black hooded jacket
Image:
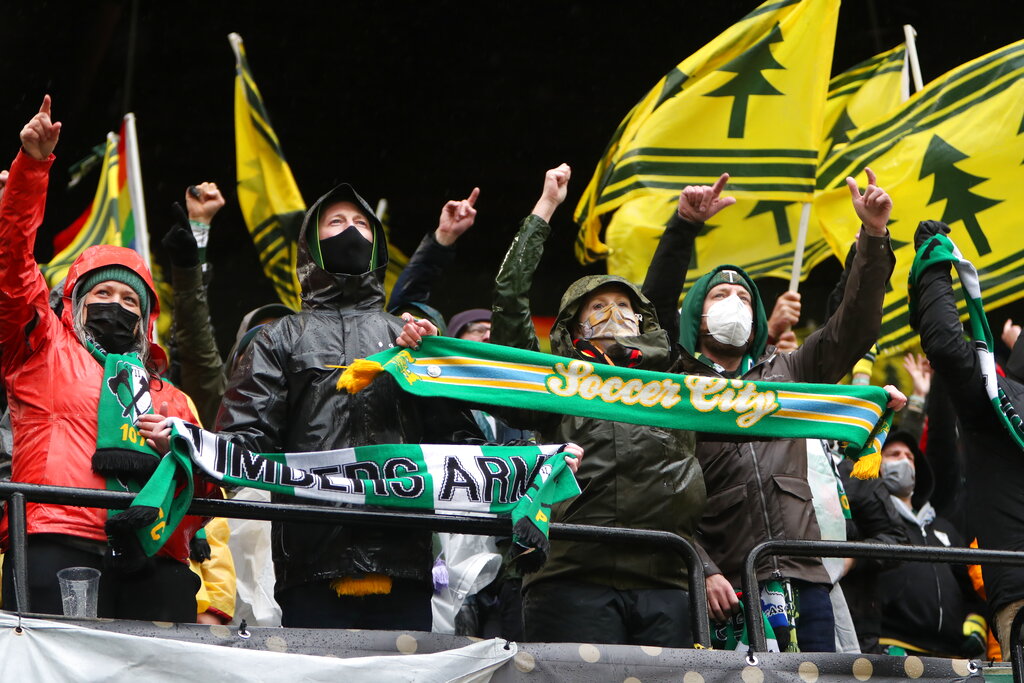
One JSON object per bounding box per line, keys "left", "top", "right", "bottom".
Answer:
{"left": 216, "top": 184, "right": 464, "bottom": 591}
{"left": 912, "top": 228, "right": 1024, "bottom": 614}
{"left": 876, "top": 432, "right": 986, "bottom": 656}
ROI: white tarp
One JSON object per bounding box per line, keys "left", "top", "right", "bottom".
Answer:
{"left": 0, "top": 612, "right": 515, "bottom": 683}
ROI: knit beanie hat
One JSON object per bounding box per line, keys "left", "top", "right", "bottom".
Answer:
{"left": 706, "top": 269, "right": 753, "bottom": 296}
{"left": 75, "top": 266, "right": 151, "bottom": 319}
{"left": 447, "top": 308, "right": 491, "bottom": 339}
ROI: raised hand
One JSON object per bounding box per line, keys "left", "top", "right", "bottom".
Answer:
{"left": 20, "top": 95, "right": 62, "bottom": 161}
{"left": 768, "top": 291, "right": 801, "bottom": 343}
{"left": 902, "top": 352, "right": 932, "bottom": 399}
{"left": 185, "top": 182, "right": 226, "bottom": 225}
{"left": 436, "top": 187, "right": 480, "bottom": 246}
{"left": 1003, "top": 318, "right": 1021, "bottom": 350}
{"left": 845, "top": 167, "right": 892, "bottom": 236}
{"left": 531, "top": 163, "right": 571, "bottom": 223}
{"left": 676, "top": 172, "right": 736, "bottom": 223}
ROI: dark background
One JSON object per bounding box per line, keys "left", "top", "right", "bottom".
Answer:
{"left": 3, "top": 1, "right": 1023, "bottom": 354}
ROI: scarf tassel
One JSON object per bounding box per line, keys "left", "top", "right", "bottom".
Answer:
{"left": 334, "top": 359, "right": 385, "bottom": 393}
{"left": 850, "top": 450, "right": 881, "bottom": 480}
{"left": 511, "top": 517, "right": 550, "bottom": 574}
{"left": 105, "top": 505, "right": 161, "bottom": 572}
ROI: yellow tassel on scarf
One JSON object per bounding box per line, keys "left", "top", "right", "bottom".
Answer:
{"left": 330, "top": 574, "right": 393, "bottom": 597}
{"left": 850, "top": 450, "right": 881, "bottom": 480}
{"left": 331, "top": 359, "right": 385, "bottom": 393}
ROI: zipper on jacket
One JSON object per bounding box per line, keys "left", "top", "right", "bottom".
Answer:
{"left": 746, "top": 442, "right": 780, "bottom": 575}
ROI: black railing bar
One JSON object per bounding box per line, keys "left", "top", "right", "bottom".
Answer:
{"left": 742, "top": 539, "right": 1024, "bottom": 659}
{"left": 9, "top": 492, "right": 28, "bottom": 615}
{"left": 0, "top": 481, "right": 709, "bottom": 647}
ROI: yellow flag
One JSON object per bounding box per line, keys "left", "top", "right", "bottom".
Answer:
{"left": 230, "top": 33, "right": 305, "bottom": 311}
{"left": 602, "top": 39, "right": 908, "bottom": 288}
{"left": 574, "top": 0, "right": 840, "bottom": 270}
{"left": 375, "top": 198, "right": 410, "bottom": 301}
{"left": 816, "top": 39, "right": 1024, "bottom": 355}
{"left": 821, "top": 44, "right": 908, "bottom": 164}
{"left": 42, "top": 128, "right": 134, "bottom": 287}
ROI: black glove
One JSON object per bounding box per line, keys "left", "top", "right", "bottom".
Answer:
{"left": 161, "top": 202, "right": 200, "bottom": 269}
{"left": 914, "top": 220, "right": 951, "bottom": 251}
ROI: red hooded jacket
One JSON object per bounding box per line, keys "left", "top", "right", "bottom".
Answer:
{"left": 0, "top": 150, "right": 215, "bottom": 564}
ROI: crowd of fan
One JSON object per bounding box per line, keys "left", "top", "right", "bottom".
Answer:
{"left": 2, "top": 96, "right": 1023, "bottom": 660}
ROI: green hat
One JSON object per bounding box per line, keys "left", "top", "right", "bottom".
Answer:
{"left": 705, "top": 269, "right": 753, "bottom": 296}
{"left": 76, "top": 266, "right": 150, "bottom": 318}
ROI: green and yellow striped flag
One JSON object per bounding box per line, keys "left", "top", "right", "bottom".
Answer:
{"left": 573, "top": 0, "right": 840, "bottom": 284}
{"left": 815, "top": 39, "right": 1024, "bottom": 356}
{"left": 591, "top": 40, "right": 907, "bottom": 289}
{"left": 42, "top": 124, "right": 136, "bottom": 287}
{"left": 230, "top": 33, "right": 305, "bottom": 311}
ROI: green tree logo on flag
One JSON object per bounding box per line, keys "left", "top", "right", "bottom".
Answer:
{"left": 823, "top": 107, "right": 857, "bottom": 158}
{"left": 919, "top": 135, "right": 1001, "bottom": 256}
{"left": 705, "top": 24, "right": 785, "bottom": 138}
{"left": 747, "top": 200, "right": 794, "bottom": 244}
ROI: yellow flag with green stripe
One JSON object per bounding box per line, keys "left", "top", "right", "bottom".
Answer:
{"left": 815, "top": 39, "right": 1024, "bottom": 355}
{"left": 574, "top": 0, "right": 839, "bottom": 270}
{"left": 230, "top": 33, "right": 304, "bottom": 311}
{"left": 598, "top": 39, "right": 908, "bottom": 288}
{"left": 821, "top": 44, "right": 908, "bottom": 163}
{"left": 42, "top": 128, "right": 134, "bottom": 287}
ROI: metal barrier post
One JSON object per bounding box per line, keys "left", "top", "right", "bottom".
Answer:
{"left": 1011, "top": 605, "right": 1024, "bottom": 683}
{"left": 743, "top": 538, "right": 1024, "bottom": 663}
{"left": 8, "top": 492, "right": 29, "bottom": 614}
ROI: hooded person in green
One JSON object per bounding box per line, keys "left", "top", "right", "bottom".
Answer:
{"left": 642, "top": 169, "right": 905, "bottom": 652}
{"left": 491, "top": 164, "right": 708, "bottom": 648}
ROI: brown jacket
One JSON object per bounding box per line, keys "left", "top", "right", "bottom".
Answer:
{"left": 644, "top": 217, "right": 895, "bottom": 587}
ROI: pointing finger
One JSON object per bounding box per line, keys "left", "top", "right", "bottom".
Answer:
{"left": 39, "top": 94, "right": 52, "bottom": 116}
{"left": 845, "top": 176, "right": 860, "bottom": 201}
{"left": 466, "top": 186, "right": 480, "bottom": 207}
{"left": 710, "top": 172, "right": 730, "bottom": 196}
{"left": 864, "top": 167, "right": 877, "bottom": 187}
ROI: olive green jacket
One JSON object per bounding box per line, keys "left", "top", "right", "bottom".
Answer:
{"left": 491, "top": 214, "right": 707, "bottom": 591}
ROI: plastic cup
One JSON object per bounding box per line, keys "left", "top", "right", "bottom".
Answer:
{"left": 57, "top": 567, "right": 100, "bottom": 618}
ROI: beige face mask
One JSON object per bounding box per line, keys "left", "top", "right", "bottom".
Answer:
{"left": 579, "top": 304, "right": 641, "bottom": 341}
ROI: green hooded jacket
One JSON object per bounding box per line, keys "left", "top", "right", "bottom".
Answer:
{"left": 491, "top": 213, "right": 707, "bottom": 591}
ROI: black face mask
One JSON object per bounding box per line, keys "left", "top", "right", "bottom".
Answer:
{"left": 84, "top": 302, "right": 141, "bottom": 354}
{"left": 320, "top": 227, "right": 373, "bottom": 275}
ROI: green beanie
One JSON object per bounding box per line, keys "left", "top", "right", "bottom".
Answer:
{"left": 76, "top": 266, "right": 151, "bottom": 319}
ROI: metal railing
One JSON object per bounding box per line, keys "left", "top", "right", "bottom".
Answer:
{"left": 0, "top": 480, "right": 710, "bottom": 646}
{"left": 742, "top": 539, "right": 1024, "bottom": 681}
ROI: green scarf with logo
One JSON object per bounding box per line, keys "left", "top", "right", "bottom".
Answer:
{"left": 337, "top": 336, "right": 894, "bottom": 478}
{"left": 87, "top": 341, "right": 193, "bottom": 569}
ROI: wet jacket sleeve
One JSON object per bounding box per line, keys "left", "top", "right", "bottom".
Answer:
{"left": 492, "top": 214, "right": 547, "bottom": 353}
{"left": 490, "top": 214, "right": 558, "bottom": 433}
{"left": 1005, "top": 327, "right": 1024, "bottom": 384}
{"left": 171, "top": 263, "right": 226, "bottom": 428}
{"left": 913, "top": 262, "right": 993, "bottom": 427}
{"left": 215, "top": 326, "right": 288, "bottom": 452}
{"left": 784, "top": 229, "right": 895, "bottom": 383}
{"left": 387, "top": 232, "right": 456, "bottom": 312}
{"left": 0, "top": 150, "right": 55, "bottom": 357}
{"left": 641, "top": 214, "right": 701, "bottom": 348}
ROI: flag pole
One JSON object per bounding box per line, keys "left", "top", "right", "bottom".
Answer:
{"left": 788, "top": 202, "right": 812, "bottom": 292}
{"left": 122, "top": 113, "right": 151, "bottom": 270}
{"left": 903, "top": 25, "right": 924, "bottom": 93}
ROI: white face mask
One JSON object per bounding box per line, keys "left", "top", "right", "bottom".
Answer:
{"left": 579, "top": 305, "right": 641, "bottom": 341}
{"left": 704, "top": 294, "right": 753, "bottom": 347}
